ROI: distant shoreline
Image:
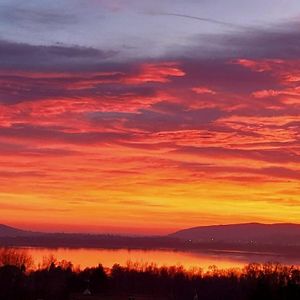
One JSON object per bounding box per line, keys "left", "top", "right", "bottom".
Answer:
{"left": 3, "top": 223, "right": 300, "bottom": 259}
{"left": 2, "top": 235, "right": 300, "bottom": 259}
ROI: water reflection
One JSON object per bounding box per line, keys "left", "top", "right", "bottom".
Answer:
{"left": 16, "top": 247, "right": 300, "bottom": 270}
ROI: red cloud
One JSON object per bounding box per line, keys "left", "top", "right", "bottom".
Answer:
{"left": 124, "top": 62, "right": 185, "bottom": 84}
{"left": 1, "top": 54, "right": 300, "bottom": 232}
{"left": 192, "top": 86, "right": 216, "bottom": 95}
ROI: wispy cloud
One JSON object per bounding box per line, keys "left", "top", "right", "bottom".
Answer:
{"left": 152, "top": 12, "right": 245, "bottom": 29}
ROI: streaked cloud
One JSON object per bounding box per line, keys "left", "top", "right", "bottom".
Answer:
{"left": 2, "top": 1, "right": 300, "bottom": 234}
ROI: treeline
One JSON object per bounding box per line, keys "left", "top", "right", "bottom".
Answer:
{"left": 1, "top": 248, "right": 300, "bottom": 300}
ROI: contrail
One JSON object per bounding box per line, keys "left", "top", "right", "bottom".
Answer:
{"left": 153, "top": 12, "right": 244, "bottom": 30}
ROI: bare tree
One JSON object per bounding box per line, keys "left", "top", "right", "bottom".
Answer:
{"left": 0, "top": 248, "right": 33, "bottom": 270}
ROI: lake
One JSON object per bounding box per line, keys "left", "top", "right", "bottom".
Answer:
{"left": 15, "top": 247, "right": 300, "bottom": 270}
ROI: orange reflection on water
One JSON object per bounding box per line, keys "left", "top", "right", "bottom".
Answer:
{"left": 23, "top": 248, "right": 249, "bottom": 270}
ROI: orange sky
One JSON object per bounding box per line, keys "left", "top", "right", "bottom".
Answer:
{"left": 1, "top": 57, "right": 300, "bottom": 235}
{"left": 2, "top": 0, "right": 300, "bottom": 236}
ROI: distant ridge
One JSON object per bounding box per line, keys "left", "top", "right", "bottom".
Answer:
{"left": 2, "top": 223, "right": 300, "bottom": 250}
{"left": 170, "top": 223, "right": 300, "bottom": 244}
{"left": 0, "top": 224, "right": 38, "bottom": 237}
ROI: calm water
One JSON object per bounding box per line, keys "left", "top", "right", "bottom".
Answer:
{"left": 16, "top": 247, "right": 300, "bottom": 270}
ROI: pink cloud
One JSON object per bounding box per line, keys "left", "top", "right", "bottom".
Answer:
{"left": 124, "top": 62, "right": 185, "bottom": 84}
{"left": 192, "top": 86, "right": 216, "bottom": 95}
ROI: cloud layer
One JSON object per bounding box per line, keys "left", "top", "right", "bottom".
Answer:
{"left": 1, "top": 4, "right": 300, "bottom": 234}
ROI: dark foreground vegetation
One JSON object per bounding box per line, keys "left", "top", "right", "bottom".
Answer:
{"left": 1, "top": 248, "right": 300, "bottom": 300}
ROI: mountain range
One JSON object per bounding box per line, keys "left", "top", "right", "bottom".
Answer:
{"left": 1, "top": 223, "right": 300, "bottom": 250}
{"left": 0, "top": 224, "right": 38, "bottom": 237}
{"left": 170, "top": 223, "right": 300, "bottom": 244}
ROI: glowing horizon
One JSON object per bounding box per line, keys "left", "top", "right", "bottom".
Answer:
{"left": 1, "top": 1, "right": 300, "bottom": 235}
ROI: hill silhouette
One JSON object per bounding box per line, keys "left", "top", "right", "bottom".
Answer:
{"left": 0, "top": 224, "right": 36, "bottom": 237}
{"left": 3, "top": 223, "right": 300, "bottom": 253}
{"left": 170, "top": 223, "right": 300, "bottom": 245}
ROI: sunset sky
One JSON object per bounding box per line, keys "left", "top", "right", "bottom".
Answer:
{"left": 1, "top": 0, "right": 300, "bottom": 235}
